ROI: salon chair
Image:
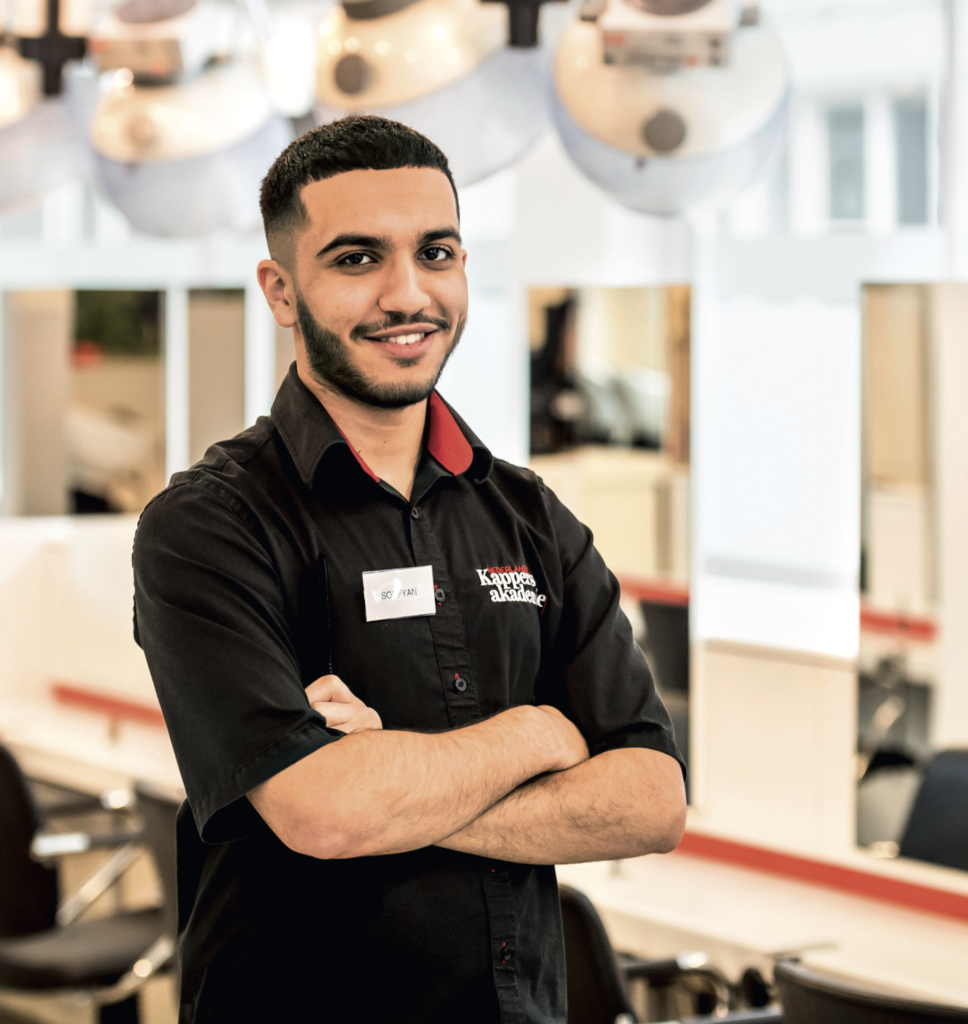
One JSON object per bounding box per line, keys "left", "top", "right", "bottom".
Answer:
{"left": 677, "top": 959, "right": 968, "bottom": 1024}
{"left": 767, "top": 959, "right": 968, "bottom": 1024}
{"left": 639, "top": 602, "right": 689, "bottom": 787}
{"left": 898, "top": 749, "right": 968, "bottom": 872}
{"left": 0, "top": 744, "right": 178, "bottom": 1023}
{"left": 560, "top": 883, "right": 746, "bottom": 1023}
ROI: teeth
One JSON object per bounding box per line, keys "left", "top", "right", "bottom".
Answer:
{"left": 384, "top": 332, "right": 426, "bottom": 346}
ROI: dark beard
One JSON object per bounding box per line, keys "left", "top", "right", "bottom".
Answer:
{"left": 296, "top": 296, "right": 465, "bottom": 410}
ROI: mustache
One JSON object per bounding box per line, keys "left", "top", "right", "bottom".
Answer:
{"left": 350, "top": 312, "right": 451, "bottom": 340}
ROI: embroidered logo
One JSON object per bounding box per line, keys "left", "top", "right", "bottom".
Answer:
{"left": 476, "top": 564, "right": 547, "bottom": 609}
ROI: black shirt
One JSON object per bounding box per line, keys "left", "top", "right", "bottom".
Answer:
{"left": 133, "top": 365, "right": 683, "bottom": 1024}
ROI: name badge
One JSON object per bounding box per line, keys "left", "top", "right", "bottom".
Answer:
{"left": 362, "top": 565, "right": 436, "bottom": 622}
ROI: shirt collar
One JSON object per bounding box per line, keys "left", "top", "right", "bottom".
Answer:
{"left": 271, "top": 363, "right": 492, "bottom": 490}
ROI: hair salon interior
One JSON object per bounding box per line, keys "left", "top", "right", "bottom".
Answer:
{"left": 0, "top": 0, "right": 966, "bottom": 1020}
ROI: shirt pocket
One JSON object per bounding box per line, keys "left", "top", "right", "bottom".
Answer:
{"left": 456, "top": 560, "right": 547, "bottom": 714}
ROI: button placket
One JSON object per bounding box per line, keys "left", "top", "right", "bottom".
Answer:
{"left": 481, "top": 866, "right": 523, "bottom": 1023}
{"left": 407, "top": 500, "right": 481, "bottom": 728}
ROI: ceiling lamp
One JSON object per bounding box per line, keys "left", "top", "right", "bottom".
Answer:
{"left": 551, "top": 0, "right": 788, "bottom": 215}
{"left": 87, "top": 0, "right": 291, "bottom": 236}
{"left": 314, "top": 0, "right": 551, "bottom": 187}
{"left": 0, "top": 0, "right": 89, "bottom": 212}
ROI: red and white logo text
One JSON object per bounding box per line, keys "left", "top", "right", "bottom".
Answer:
{"left": 476, "top": 564, "right": 547, "bottom": 609}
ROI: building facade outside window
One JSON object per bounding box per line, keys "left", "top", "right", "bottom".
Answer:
{"left": 828, "top": 105, "right": 866, "bottom": 221}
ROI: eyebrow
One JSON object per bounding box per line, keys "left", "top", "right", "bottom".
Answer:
{"left": 315, "top": 226, "right": 462, "bottom": 259}
{"left": 418, "top": 227, "right": 463, "bottom": 247}
{"left": 316, "top": 233, "right": 391, "bottom": 258}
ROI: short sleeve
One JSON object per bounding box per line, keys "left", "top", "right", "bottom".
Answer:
{"left": 133, "top": 479, "right": 342, "bottom": 842}
{"left": 538, "top": 480, "right": 686, "bottom": 778}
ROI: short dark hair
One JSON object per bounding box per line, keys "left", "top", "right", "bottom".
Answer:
{"left": 259, "top": 115, "right": 460, "bottom": 267}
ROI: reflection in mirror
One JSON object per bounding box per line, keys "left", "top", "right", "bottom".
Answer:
{"left": 528, "top": 286, "right": 691, "bottom": 784}
{"left": 858, "top": 283, "right": 935, "bottom": 857}
{"left": 71, "top": 291, "right": 164, "bottom": 513}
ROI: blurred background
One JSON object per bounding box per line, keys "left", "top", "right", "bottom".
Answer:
{"left": 1, "top": 0, "right": 967, "bottom": 1021}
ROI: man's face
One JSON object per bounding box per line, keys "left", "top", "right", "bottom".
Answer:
{"left": 290, "top": 167, "right": 467, "bottom": 409}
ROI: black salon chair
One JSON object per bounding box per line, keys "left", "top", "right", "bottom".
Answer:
{"left": 898, "top": 749, "right": 968, "bottom": 872}
{"left": 560, "top": 883, "right": 636, "bottom": 1024}
{"left": 0, "top": 745, "right": 59, "bottom": 940}
{"left": 639, "top": 601, "right": 690, "bottom": 785}
{"left": 771, "top": 959, "right": 968, "bottom": 1023}
{"left": 131, "top": 781, "right": 179, "bottom": 949}
{"left": 560, "top": 884, "right": 741, "bottom": 1023}
{"left": 0, "top": 744, "right": 178, "bottom": 1023}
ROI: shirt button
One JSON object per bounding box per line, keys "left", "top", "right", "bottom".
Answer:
{"left": 501, "top": 944, "right": 514, "bottom": 964}
{"left": 454, "top": 676, "right": 467, "bottom": 693}
{"left": 411, "top": 506, "right": 420, "bottom": 520}
{"left": 435, "top": 587, "right": 445, "bottom": 602}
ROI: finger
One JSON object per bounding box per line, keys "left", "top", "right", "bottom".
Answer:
{"left": 312, "top": 702, "right": 383, "bottom": 734}
{"left": 311, "top": 701, "right": 357, "bottom": 728}
{"left": 305, "top": 675, "right": 358, "bottom": 705}
{"left": 320, "top": 705, "right": 384, "bottom": 735}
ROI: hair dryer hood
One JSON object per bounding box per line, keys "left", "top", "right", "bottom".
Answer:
{"left": 552, "top": 11, "right": 788, "bottom": 214}
{"left": 91, "top": 60, "right": 291, "bottom": 235}
{"left": 0, "top": 47, "right": 89, "bottom": 212}
{"left": 315, "top": 0, "right": 548, "bottom": 187}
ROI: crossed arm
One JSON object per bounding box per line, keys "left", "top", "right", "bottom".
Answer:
{"left": 248, "top": 675, "right": 686, "bottom": 864}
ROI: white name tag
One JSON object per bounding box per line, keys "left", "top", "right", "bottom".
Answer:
{"left": 362, "top": 565, "right": 436, "bottom": 622}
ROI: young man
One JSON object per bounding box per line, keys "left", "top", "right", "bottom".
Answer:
{"left": 133, "top": 116, "right": 685, "bottom": 1024}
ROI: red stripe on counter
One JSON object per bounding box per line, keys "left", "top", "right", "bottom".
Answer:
{"left": 860, "top": 606, "right": 937, "bottom": 642}
{"left": 676, "top": 831, "right": 968, "bottom": 924}
{"left": 617, "top": 581, "right": 940, "bottom": 645}
{"left": 51, "top": 683, "right": 166, "bottom": 728}
{"left": 617, "top": 577, "right": 690, "bottom": 607}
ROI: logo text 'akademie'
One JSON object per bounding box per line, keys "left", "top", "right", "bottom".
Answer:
{"left": 476, "top": 565, "right": 547, "bottom": 608}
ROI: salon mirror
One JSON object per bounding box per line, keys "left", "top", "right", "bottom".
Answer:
{"left": 528, "top": 285, "right": 691, "bottom": 783}
{"left": 857, "top": 282, "right": 968, "bottom": 864}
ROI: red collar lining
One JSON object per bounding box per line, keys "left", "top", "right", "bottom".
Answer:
{"left": 332, "top": 393, "right": 473, "bottom": 483}
{"left": 427, "top": 393, "right": 474, "bottom": 475}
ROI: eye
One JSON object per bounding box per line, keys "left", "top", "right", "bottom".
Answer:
{"left": 338, "top": 252, "right": 376, "bottom": 266}
{"left": 419, "top": 246, "right": 452, "bottom": 262}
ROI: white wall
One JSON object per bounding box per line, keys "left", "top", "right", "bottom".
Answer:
{"left": 694, "top": 294, "right": 861, "bottom": 658}
{"left": 0, "top": 516, "right": 155, "bottom": 709}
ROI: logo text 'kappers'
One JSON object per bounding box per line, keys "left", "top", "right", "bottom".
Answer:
{"left": 476, "top": 567, "right": 547, "bottom": 609}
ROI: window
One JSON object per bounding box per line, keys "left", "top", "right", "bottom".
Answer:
{"left": 828, "top": 106, "right": 865, "bottom": 221}
{"left": 894, "top": 96, "right": 929, "bottom": 225}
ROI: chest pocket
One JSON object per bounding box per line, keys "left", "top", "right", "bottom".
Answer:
{"left": 453, "top": 561, "right": 547, "bottom": 715}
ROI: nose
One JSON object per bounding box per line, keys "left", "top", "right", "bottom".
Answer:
{"left": 378, "top": 254, "right": 432, "bottom": 318}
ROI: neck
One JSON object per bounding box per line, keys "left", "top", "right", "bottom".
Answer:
{"left": 296, "top": 359, "right": 426, "bottom": 501}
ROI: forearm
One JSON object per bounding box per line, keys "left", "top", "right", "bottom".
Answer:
{"left": 436, "top": 748, "right": 686, "bottom": 864}
{"left": 249, "top": 705, "right": 583, "bottom": 859}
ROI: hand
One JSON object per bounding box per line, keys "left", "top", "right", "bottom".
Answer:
{"left": 534, "top": 705, "right": 589, "bottom": 772}
{"left": 306, "top": 675, "right": 382, "bottom": 735}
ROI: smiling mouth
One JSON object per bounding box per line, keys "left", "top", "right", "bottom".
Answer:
{"left": 366, "top": 328, "right": 437, "bottom": 347}
{"left": 378, "top": 332, "right": 431, "bottom": 346}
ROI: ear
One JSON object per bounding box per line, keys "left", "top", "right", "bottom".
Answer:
{"left": 257, "top": 260, "right": 298, "bottom": 329}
